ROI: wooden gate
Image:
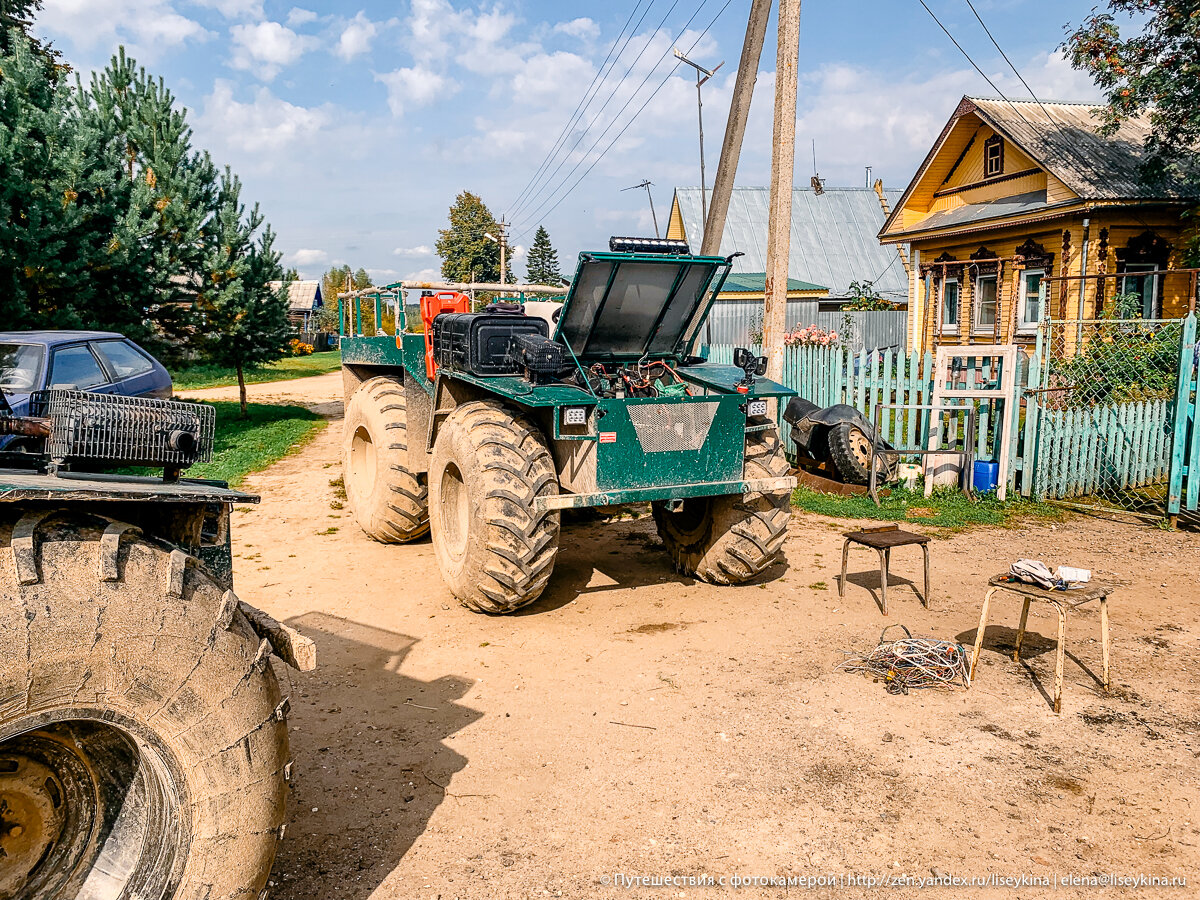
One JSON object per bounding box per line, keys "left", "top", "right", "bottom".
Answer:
{"left": 1168, "top": 313, "right": 1199, "bottom": 518}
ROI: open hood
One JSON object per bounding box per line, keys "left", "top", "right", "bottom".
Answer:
{"left": 553, "top": 252, "right": 731, "bottom": 362}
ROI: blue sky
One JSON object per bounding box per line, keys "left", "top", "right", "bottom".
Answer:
{"left": 34, "top": 1, "right": 1106, "bottom": 283}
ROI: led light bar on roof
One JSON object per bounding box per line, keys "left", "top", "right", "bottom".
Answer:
{"left": 608, "top": 236, "right": 691, "bottom": 255}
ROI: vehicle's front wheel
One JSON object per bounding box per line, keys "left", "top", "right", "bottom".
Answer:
{"left": 429, "top": 401, "right": 560, "bottom": 614}
{"left": 0, "top": 513, "right": 289, "bottom": 900}
{"left": 653, "top": 421, "right": 791, "bottom": 584}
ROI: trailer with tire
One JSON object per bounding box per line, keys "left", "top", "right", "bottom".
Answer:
{"left": 0, "top": 390, "right": 312, "bottom": 899}
{"left": 339, "top": 239, "right": 798, "bottom": 614}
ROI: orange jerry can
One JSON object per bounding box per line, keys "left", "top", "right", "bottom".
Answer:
{"left": 418, "top": 290, "right": 470, "bottom": 380}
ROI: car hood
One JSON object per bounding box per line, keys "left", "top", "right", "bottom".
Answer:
{"left": 553, "top": 252, "right": 731, "bottom": 363}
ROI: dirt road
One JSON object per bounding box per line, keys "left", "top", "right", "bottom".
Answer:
{"left": 226, "top": 378, "right": 1199, "bottom": 899}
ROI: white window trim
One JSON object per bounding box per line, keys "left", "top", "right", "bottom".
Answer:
{"left": 940, "top": 278, "right": 960, "bottom": 334}
{"left": 972, "top": 273, "right": 999, "bottom": 335}
{"left": 1017, "top": 268, "right": 1044, "bottom": 335}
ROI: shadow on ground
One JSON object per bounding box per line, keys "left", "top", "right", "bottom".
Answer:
{"left": 270, "top": 612, "right": 481, "bottom": 900}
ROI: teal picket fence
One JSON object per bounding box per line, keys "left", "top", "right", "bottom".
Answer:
{"left": 1167, "top": 313, "right": 1199, "bottom": 516}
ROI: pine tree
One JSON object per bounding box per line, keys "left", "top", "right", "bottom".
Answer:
{"left": 526, "top": 225, "right": 564, "bottom": 285}
{"left": 435, "top": 191, "right": 501, "bottom": 283}
{"left": 194, "top": 170, "right": 289, "bottom": 415}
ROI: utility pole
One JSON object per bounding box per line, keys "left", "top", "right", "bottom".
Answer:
{"left": 484, "top": 217, "right": 510, "bottom": 293}
{"left": 703, "top": 0, "right": 772, "bottom": 256}
{"left": 674, "top": 49, "right": 723, "bottom": 247}
{"left": 622, "top": 180, "right": 660, "bottom": 237}
{"left": 763, "top": 0, "right": 801, "bottom": 384}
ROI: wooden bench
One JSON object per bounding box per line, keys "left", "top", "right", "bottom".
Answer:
{"left": 838, "top": 525, "right": 930, "bottom": 615}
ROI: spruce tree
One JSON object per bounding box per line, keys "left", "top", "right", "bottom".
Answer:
{"left": 195, "top": 170, "right": 289, "bottom": 415}
{"left": 525, "top": 225, "right": 564, "bottom": 285}
{"left": 435, "top": 191, "right": 501, "bottom": 283}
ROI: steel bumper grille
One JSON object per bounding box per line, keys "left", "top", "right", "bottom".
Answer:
{"left": 30, "top": 390, "right": 215, "bottom": 468}
{"left": 626, "top": 401, "right": 719, "bottom": 453}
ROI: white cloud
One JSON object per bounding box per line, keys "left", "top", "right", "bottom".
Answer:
{"left": 393, "top": 245, "right": 434, "bottom": 256}
{"left": 554, "top": 18, "right": 598, "bottom": 40}
{"left": 290, "top": 248, "right": 328, "bottom": 265}
{"left": 286, "top": 6, "right": 317, "bottom": 26}
{"left": 229, "top": 20, "right": 316, "bottom": 81}
{"left": 195, "top": 0, "right": 263, "bottom": 18}
{"left": 336, "top": 12, "right": 378, "bottom": 61}
{"left": 375, "top": 66, "right": 457, "bottom": 117}
{"left": 199, "top": 80, "right": 332, "bottom": 155}
{"left": 39, "top": 0, "right": 208, "bottom": 56}
{"left": 403, "top": 267, "right": 440, "bottom": 282}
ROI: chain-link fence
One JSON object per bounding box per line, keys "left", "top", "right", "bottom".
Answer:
{"left": 1034, "top": 316, "right": 1184, "bottom": 513}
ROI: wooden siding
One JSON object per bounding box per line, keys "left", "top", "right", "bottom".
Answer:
{"left": 666, "top": 197, "right": 686, "bottom": 241}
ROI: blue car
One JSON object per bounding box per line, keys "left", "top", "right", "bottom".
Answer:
{"left": 0, "top": 332, "right": 173, "bottom": 445}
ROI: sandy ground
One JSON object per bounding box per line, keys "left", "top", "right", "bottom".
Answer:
{"left": 204, "top": 375, "right": 1200, "bottom": 899}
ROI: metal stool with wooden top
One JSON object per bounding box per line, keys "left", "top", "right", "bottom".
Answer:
{"left": 969, "top": 574, "right": 1112, "bottom": 714}
{"left": 838, "top": 524, "right": 931, "bottom": 615}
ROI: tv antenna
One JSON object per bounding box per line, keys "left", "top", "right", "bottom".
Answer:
{"left": 622, "top": 180, "right": 660, "bottom": 238}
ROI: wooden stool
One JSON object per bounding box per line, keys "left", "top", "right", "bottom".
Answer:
{"left": 969, "top": 574, "right": 1112, "bottom": 714}
{"left": 838, "top": 525, "right": 930, "bottom": 615}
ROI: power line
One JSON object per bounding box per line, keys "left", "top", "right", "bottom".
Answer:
{"left": 505, "top": 0, "right": 654, "bottom": 218}
{"left": 916, "top": 0, "right": 1044, "bottom": 138}
{"left": 962, "top": 0, "right": 1054, "bottom": 121}
{"left": 511, "top": 0, "right": 735, "bottom": 242}
{"left": 508, "top": 0, "right": 689, "bottom": 224}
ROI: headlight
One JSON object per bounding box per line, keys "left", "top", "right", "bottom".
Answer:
{"left": 747, "top": 399, "right": 768, "bottom": 417}
{"left": 563, "top": 407, "right": 587, "bottom": 426}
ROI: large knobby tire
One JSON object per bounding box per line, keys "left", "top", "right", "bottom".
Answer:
{"left": 826, "top": 421, "right": 878, "bottom": 485}
{"left": 0, "top": 512, "right": 289, "bottom": 900}
{"left": 429, "top": 401, "right": 560, "bottom": 614}
{"left": 343, "top": 376, "right": 429, "bottom": 542}
{"left": 653, "top": 421, "right": 791, "bottom": 584}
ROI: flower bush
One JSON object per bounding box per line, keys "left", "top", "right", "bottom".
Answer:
{"left": 288, "top": 338, "right": 314, "bottom": 356}
{"left": 783, "top": 324, "right": 839, "bottom": 347}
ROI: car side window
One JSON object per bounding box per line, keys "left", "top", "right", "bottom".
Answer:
{"left": 49, "top": 345, "right": 109, "bottom": 389}
{"left": 94, "top": 340, "right": 155, "bottom": 379}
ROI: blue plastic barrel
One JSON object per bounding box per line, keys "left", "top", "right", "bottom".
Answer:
{"left": 973, "top": 460, "right": 1000, "bottom": 494}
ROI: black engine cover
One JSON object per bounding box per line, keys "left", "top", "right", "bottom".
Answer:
{"left": 432, "top": 312, "right": 548, "bottom": 376}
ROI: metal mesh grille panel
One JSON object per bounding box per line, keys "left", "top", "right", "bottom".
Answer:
{"left": 626, "top": 402, "right": 719, "bottom": 453}
{"left": 30, "top": 390, "right": 215, "bottom": 467}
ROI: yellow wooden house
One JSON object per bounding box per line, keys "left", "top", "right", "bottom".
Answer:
{"left": 879, "top": 96, "right": 1198, "bottom": 353}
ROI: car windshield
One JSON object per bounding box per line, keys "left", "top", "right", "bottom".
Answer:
{"left": 0, "top": 343, "right": 44, "bottom": 392}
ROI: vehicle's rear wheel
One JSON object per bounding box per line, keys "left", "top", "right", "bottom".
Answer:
{"left": 653, "top": 421, "right": 791, "bottom": 584}
{"left": 0, "top": 513, "right": 289, "bottom": 900}
{"left": 429, "top": 401, "right": 560, "bottom": 614}
{"left": 343, "top": 376, "right": 429, "bottom": 542}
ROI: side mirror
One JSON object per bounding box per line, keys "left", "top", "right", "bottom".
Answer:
{"left": 733, "top": 347, "right": 752, "bottom": 369}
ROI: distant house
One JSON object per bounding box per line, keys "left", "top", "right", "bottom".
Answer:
{"left": 667, "top": 186, "right": 910, "bottom": 307}
{"left": 879, "top": 96, "right": 1199, "bottom": 352}
{"left": 716, "top": 271, "right": 826, "bottom": 302}
{"left": 269, "top": 280, "right": 324, "bottom": 330}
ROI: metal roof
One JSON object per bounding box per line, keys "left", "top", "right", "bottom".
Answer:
{"left": 969, "top": 98, "right": 1187, "bottom": 201}
{"left": 720, "top": 271, "right": 826, "bottom": 293}
{"left": 268, "top": 280, "right": 323, "bottom": 312}
{"left": 674, "top": 187, "right": 908, "bottom": 298}
{"left": 913, "top": 190, "right": 1051, "bottom": 232}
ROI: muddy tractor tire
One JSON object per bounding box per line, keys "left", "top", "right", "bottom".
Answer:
{"left": 653, "top": 421, "right": 791, "bottom": 584}
{"left": 429, "top": 400, "right": 560, "bottom": 614}
{"left": 343, "top": 376, "right": 430, "bottom": 543}
{"left": 826, "top": 421, "right": 877, "bottom": 485}
{"left": 0, "top": 513, "right": 289, "bottom": 900}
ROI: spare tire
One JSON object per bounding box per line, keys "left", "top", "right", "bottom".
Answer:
{"left": 0, "top": 512, "right": 289, "bottom": 900}
{"left": 827, "top": 421, "right": 877, "bottom": 484}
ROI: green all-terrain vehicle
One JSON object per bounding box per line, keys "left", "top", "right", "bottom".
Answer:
{"left": 0, "top": 389, "right": 312, "bottom": 899}
{"left": 338, "top": 238, "right": 798, "bottom": 613}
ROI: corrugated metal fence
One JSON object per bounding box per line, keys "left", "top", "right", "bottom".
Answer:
{"left": 703, "top": 301, "right": 907, "bottom": 351}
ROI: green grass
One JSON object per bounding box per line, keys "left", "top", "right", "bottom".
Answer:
{"left": 183, "top": 401, "right": 326, "bottom": 487}
{"left": 791, "top": 484, "right": 1066, "bottom": 530}
{"left": 171, "top": 351, "right": 341, "bottom": 390}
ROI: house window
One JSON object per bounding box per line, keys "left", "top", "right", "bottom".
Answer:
{"left": 984, "top": 135, "right": 1003, "bottom": 177}
{"left": 1018, "top": 269, "right": 1043, "bottom": 334}
{"left": 1117, "top": 263, "right": 1160, "bottom": 319}
{"left": 941, "top": 279, "right": 960, "bottom": 333}
{"left": 973, "top": 274, "right": 998, "bottom": 334}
